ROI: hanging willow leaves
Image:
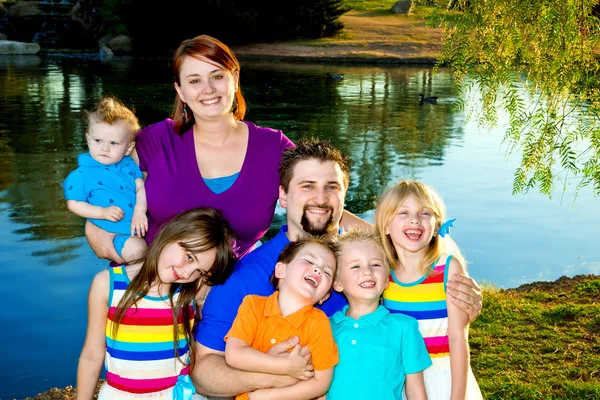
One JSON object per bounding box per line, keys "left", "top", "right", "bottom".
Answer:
{"left": 433, "top": 0, "right": 600, "bottom": 198}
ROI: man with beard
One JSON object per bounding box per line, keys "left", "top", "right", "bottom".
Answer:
{"left": 192, "top": 138, "right": 482, "bottom": 398}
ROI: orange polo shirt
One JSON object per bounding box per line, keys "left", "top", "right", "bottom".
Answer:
{"left": 226, "top": 291, "right": 339, "bottom": 400}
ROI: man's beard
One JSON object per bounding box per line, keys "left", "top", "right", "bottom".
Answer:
{"left": 300, "top": 204, "right": 335, "bottom": 235}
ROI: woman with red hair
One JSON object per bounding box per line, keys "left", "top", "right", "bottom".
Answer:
{"left": 86, "top": 35, "right": 294, "bottom": 262}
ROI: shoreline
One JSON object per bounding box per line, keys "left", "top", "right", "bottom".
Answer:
{"left": 23, "top": 273, "right": 599, "bottom": 400}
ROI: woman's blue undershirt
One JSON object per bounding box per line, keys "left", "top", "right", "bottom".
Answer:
{"left": 203, "top": 172, "right": 240, "bottom": 194}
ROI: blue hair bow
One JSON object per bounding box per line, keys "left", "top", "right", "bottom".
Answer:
{"left": 174, "top": 375, "right": 196, "bottom": 400}
{"left": 438, "top": 218, "right": 456, "bottom": 238}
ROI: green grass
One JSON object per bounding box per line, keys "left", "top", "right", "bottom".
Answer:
{"left": 342, "top": 0, "right": 448, "bottom": 13}
{"left": 343, "top": 0, "right": 397, "bottom": 12}
{"left": 471, "top": 276, "right": 600, "bottom": 399}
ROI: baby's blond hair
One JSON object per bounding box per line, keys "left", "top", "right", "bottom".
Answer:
{"left": 86, "top": 97, "right": 140, "bottom": 142}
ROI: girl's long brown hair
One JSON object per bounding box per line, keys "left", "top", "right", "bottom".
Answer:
{"left": 111, "top": 207, "right": 237, "bottom": 370}
{"left": 171, "top": 35, "right": 247, "bottom": 134}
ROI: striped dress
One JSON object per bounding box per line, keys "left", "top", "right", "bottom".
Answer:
{"left": 382, "top": 255, "right": 482, "bottom": 400}
{"left": 102, "top": 266, "right": 195, "bottom": 399}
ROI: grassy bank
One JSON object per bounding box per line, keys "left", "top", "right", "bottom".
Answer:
{"left": 26, "top": 275, "right": 600, "bottom": 399}
{"left": 471, "top": 275, "right": 600, "bottom": 399}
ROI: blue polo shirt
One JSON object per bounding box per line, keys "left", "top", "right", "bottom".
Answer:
{"left": 197, "top": 225, "right": 348, "bottom": 352}
{"left": 62, "top": 153, "right": 143, "bottom": 235}
{"left": 328, "top": 305, "right": 432, "bottom": 399}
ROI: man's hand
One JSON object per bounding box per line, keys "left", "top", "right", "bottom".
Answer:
{"left": 447, "top": 273, "right": 483, "bottom": 323}
{"left": 101, "top": 206, "right": 124, "bottom": 222}
{"left": 85, "top": 221, "right": 124, "bottom": 263}
{"left": 131, "top": 208, "right": 148, "bottom": 238}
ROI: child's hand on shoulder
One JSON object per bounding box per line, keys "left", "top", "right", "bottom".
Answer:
{"left": 285, "top": 343, "right": 315, "bottom": 380}
{"left": 131, "top": 208, "right": 148, "bottom": 238}
{"left": 102, "top": 206, "right": 124, "bottom": 222}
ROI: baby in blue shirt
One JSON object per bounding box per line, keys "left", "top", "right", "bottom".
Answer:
{"left": 63, "top": 97, "right": 147, "bottom": 262}
{"left": 327, "top": 227, "right": 432, "bottom": 400}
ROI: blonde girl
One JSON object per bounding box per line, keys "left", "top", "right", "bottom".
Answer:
{"left": 77, "top": 207, "right": 236, "bottom": 400}
{"left": 374, "top": 180, "right": 482, "bottom": 400}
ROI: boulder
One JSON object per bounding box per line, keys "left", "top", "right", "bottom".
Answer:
{"left": 0, "top": 34, "right": 7, "bottom": 41}
{"left": 70, "top": 2, "right": 87, "bottom": 28}
{"left": 7, "top": 1, "right": 40, "bottom": 19}
{"left": 0, "top": 2, "right": 6, "bottom": 17}
{"left": 99, "top": 43, "right": 113, "bottom": 60}
{"left": 0, "top": 40, "right": 41, "bottom": 54}
{"left": 391, "top": 0, "right": 413, "bottom": 14}
{"left": 0, "top": 54, "right": 42, "bottom": 68}
{"left": 107, "top": 35, "right": 132, "bottom": 53}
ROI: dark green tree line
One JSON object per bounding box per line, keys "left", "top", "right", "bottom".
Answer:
{"left": 78, "top": 0, "right": 348, "bottom": 53}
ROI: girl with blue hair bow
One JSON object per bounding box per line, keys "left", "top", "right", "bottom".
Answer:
{"left": 374, "top": 180, "right": 483, "bottom": 400}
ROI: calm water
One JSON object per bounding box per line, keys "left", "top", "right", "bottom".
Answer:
{"left": 0, "top": 54, "right": 598, "bottom": 399}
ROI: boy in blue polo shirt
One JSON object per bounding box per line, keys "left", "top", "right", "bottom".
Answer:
{"left": 328, "top": 227, "right": 431, "bottom": 399}
{"left": 63, "top": 97, "right": 147, "bottom": 262}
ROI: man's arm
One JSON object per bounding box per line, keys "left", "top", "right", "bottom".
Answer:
{"left": 447, "top": 273, "right": 483, "bottom": 323}
{"left": 340, "top": 209, "right": 371, "bottom": 230}
{"left": 248, "top": 368, "right": 333, "bottom": 400}
{"left": 193, "top": 340, "right": 302, "bottom": 397}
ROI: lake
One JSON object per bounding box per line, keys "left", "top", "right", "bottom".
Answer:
{"left": 0, "top": 54, "right": 598, "bottom": 399}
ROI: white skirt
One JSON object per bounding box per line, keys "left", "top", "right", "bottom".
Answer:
{"left": 404, "top": 356, "right": 483, "bottom": 400}
{"left": 98, "top": 381, "right": 209, "bottom": 400}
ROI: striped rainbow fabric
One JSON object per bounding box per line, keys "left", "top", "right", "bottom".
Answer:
{"left": 382, "top": 255, "right": 452, "bottom": 359}
{"left": 105, "top": 266, "right": 194, "bottom": 394}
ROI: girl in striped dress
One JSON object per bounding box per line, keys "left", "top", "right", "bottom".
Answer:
{"left": 374, "top": 181, "right": 483, "bottom": 400}
{"left": 77, "top": 207, "right": 237, "bottom": 400}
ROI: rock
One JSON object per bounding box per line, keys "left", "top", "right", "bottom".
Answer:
{"left": 0, "top": 54, "right": 42, "bottom": 68}
{"left": 7, "top": 1, "right": 40, "bottom": 19}
{"left": 107, "top": 35, "right": 132, "bottom": 53}
{"left": 0, "top": 2, "right": 6, "bottom": 17}
{"left": 70, "top": 2, "right": 87, "bottom": 28}
{"left": 391, "top": 0, "right": 413, "bottom": 14}
{"left": 0, "top": 40, "right": 41, "bottom": 54}
{"left": 0, "top": 34, "right": 7, "bottom": 41}
{"left": 98, "top": 34, "right": 111, "bottom": 45}
{"left": 99, "top": 43, "right": 113, "bottom": 60}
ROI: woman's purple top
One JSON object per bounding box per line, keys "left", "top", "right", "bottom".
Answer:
{"left": 135, "top": 119, "right": 294, "bottom": 258}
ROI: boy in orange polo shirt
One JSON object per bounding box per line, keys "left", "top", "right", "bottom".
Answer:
{"left": 225, "top": 236, "right": 339, "bottom": 400}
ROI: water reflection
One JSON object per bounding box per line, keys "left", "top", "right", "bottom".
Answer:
{"left": 0, "top": 58, "right": 463, "bottom": 254}
{"left": 0, "top": 55, "right": 598, "bottom": 399}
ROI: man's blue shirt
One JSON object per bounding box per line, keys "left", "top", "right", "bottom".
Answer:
{"left": 196, "top": 225, "right": 348, "bottom": 352}
{"left": 62, "top": 153, "right": 142, "bottom": 235}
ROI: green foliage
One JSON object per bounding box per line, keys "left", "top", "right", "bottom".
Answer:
{"left": 343, "top": 0, "right": 396, "bottom": 12}
{"left": 434, "top": 0, "right": 600, "bottom": 198}
{"left": 82, "top": 0, "right": 349, "bottom": 53}
{"left": 574, "top": 279, "right": 600, "bottom": 294}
